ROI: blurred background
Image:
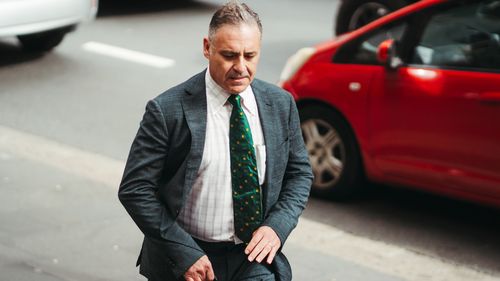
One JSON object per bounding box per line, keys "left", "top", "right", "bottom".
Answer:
{"left": 0, "top": 0, "right": 499, "bottom": 280}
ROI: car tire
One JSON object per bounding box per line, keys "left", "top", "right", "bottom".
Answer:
{"left": 17, "top": 29, "right": 68, "bottom": 52}
{"left": 299, "top": 105, "right": 364, "bottom": 200}
{"left": 335, "top": 0, "right": 409, "bottom": 36}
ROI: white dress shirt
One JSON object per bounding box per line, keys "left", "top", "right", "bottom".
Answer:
{"left": 177, "top": 70, "right": 266, "bottom": 243}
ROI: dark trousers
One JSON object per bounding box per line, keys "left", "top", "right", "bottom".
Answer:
{"left": 193, "top": 239, "right": 275, "bottom": 281}
{"left": 147, "top": 239, "right": 275, "bottom": 281}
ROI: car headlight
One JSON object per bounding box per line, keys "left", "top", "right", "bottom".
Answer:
{"left": 278, "top": 47, "right": 316, "bottom": 87}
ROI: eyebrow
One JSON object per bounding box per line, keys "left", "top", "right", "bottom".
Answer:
{"left": 220, "top": 50, "right": 257, "bottom": 56}
{"left": 220, "top": 50, "right": 238, "bottom": 55}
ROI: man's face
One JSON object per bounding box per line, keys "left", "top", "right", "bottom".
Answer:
{"left": 203, "top": 23, "right": 261, "bottom": 94}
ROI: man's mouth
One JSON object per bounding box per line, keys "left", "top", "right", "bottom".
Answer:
{"left": 229, "top": 76, "right": 248, "bottom": 83}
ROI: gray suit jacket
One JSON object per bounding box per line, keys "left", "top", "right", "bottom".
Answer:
{"left": 118, "top": 70, "right": 313, "bottom": 281}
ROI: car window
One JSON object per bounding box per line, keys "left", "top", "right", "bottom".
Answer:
{"left": 334, "top": 21, "right": 408, "bottom": 65}
{"left": 410, "top": 0, "right": 500, "bottom": 72}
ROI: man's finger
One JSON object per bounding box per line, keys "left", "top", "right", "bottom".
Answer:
{"left": 266, "top": 246, "right": 277, "bottom": 264}
{"left": 185, "top": 255, "right": 212, "bottom": 281}
{"left": 245, "top": 231, "right": 263, "bottom": 255}
{"left": 196, "top": 268, "right": 206, "bottom": 281}
{"left": 185, "top": 273, "right": 202, "bottom": 281}
{"left": 206, "top": 263, "right": 216, "bottom": 281}
{"left": 248, "top": 238, "right": 268, "bottom": 262}
{"left": 255, "top": 243, "right": 273, "bottom": 263}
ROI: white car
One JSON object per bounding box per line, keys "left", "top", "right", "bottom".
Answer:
{"left": 0, "top": 0, "right": 98, "bottom": 52}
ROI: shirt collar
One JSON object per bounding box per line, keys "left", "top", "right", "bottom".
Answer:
{"left": 206, "top": 70, "right": 230, "bottom": 111}
{"left": 238, "top": 85, "right": 258, "bottom": 117}
{"left": 205, "top": 69, "right": 258, "bottom": 116}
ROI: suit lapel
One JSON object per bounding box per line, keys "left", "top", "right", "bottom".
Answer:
{"left": 181, "top": 70, "right": 207, "bottom": 199}
{"left": 252, "top": 80, "right": 275, "bottom": 214}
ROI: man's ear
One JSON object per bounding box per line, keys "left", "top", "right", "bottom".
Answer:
{"left": 203, "top": 37, "right": 210, "bottom": 59}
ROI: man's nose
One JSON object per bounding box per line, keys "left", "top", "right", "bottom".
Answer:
{"left": 233, "top": 57, "right": 245, "bottom": 74}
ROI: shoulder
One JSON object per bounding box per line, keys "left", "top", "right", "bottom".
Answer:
{"left": 150, "top": 71, "right": 205, "bottom": 111}
{"left": 155, "top": 73, "right": 200, "bottom": 102}
{"left": 253, "top": 78, "right": 291, "bottom": 97}
{"left": 252, "top": 78, "right": 295, "bottom": 107}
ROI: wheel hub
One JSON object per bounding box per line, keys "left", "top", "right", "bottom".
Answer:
{"left": 301, "top": 119, "right": 346, "bottom": 189}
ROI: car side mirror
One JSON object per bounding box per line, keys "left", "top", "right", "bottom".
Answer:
{"left": 377, "top": 39, "right": 403, "bottom": 70}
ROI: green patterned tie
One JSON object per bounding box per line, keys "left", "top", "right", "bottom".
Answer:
{"left": 228, "top": 94, "right": 263, "bottom": 243}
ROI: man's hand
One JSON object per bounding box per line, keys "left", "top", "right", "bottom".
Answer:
{"left": 184, "top": 255, "right": 215, "bottom": 281}
{"left": 244, "top": 226, "right": 281, "bottom": 264}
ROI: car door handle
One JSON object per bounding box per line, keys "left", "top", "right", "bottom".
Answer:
{"left": 349, "top": 82, "right": 361, "bottom": 92}
{"left": 478, "top": 92, "right": 500, "bottom": 103}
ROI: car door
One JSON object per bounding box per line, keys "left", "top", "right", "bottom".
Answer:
{"left": 370, "top": 0, "right": 500, "bottom": 199}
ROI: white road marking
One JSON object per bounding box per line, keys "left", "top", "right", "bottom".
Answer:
{"left": 82, "top": 41, "right": 175, "bottom": 69}
{"left": 0, "top": 125, "right": 124, "bottom": 188}
{"left": 0, "top": 124, "right": 498, "bottom": 281}
{"left": 288, "top": 219, "right": 498, "bottom": 281}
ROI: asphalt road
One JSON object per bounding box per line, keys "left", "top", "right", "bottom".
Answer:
{"left": 1, "top": 0, "right": 499, "bottom": 280}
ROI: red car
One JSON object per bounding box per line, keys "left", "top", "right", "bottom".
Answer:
{"left": 280, "top": 0, "right": 500, "bottom": 207}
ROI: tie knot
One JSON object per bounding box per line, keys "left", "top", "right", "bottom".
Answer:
{"left": 227, "top": 94, "right": 242, "bottom": 109}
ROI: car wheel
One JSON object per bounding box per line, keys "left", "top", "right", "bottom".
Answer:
{"left": 335, "top": 0, "right": 409, "bottom": 35}
{"left": 300, "top": 105, "right": 363, "bottom": 199}
{"left": 18, "top": 29, "right": 68, "bottom": 52}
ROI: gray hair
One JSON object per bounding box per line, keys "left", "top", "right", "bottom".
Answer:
{"left": 208, "top": 1, "right": 262, "bottom": 41}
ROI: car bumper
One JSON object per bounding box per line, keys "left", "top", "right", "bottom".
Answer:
{"left": 0, "top": 0, "right": 98, "bottom": 37}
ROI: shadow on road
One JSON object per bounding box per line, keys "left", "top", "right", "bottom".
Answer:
{"left": 302, "top": 184, "right": 500, "bottom": 275}
{"left": 0, "top": 40, "right": 46, "bottom": 67}
{"left": 98, "top": 0, "right": 219, "bottom": 17}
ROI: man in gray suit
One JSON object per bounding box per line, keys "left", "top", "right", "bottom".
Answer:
{"left": 118, "top": 2, "right": 312, "bottom": 281}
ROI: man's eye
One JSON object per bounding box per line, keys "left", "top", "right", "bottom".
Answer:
{"left": 222, "top": 54, "right": 235, "bottom": 58}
